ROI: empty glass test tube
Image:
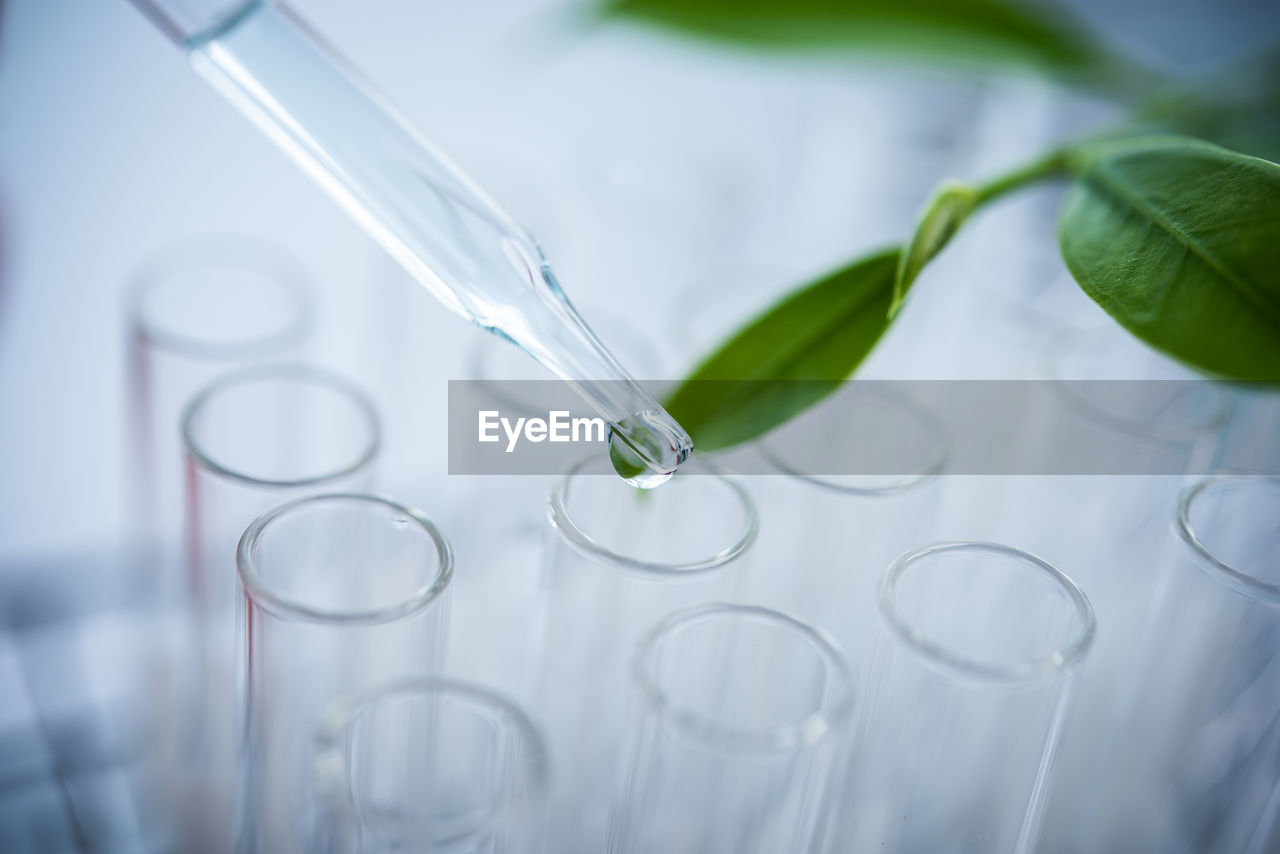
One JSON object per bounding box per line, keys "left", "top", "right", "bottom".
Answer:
{"left": 237, "top": 494, "right": 454, "bottom": 853}
{"left": 834, "top": 541, "right": 1095, "bottom": 854}
{"left": 607, "top": 603, "right": 855, "bottom": 854}
{"left": 535, "top": 455, "right": 758, "bottom": 852}
{"left": 184, "top": 363, "right": 382, "bottom": 609}
{"left": 126, "top": 235, "right": 310, "bottom": 592}
{"left": 1077, "top": 475, "right": 1280, "bottom": 853}
{"left": 314, "top": 677, "right": 549, "bottom": 854}
{"left": 747, "top": 383, "right": 947, "bottom": 660}
{"left": 1027, "top": 327, "right": 1232, "bottom": 849}
{"left": 176, "top": 364, "right": 380, "bottom": 847}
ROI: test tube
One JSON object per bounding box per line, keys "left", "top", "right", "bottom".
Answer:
{"left": 606, "top": 603, "right": 855, "bottom": 854}
{"left": 125, "top": 235, "right": 311, "bottom": 592}
{"left": 175, "top": 363, "right": 380, "bottom": 848}
{"left": 747, "top": 383, "right": 948, "bottom": 661}
{"left": 313, "top": 677, "right": 549, "bottom": 854}
{"left": 449, "top": 306, "right": 671, "bottom": 692}
{"left": 1024, "top": 327, "right": 1232, "bottom": 848}
{"left": 183, "top": 362, "right": 381, "bottom": 610}
{"left": 662, "top": 268, "right": 949, "bottom": 667}
{"left": 1077, "top": 475, "right": 1280, "bottom": 853}
{"left": 834, "top": 541, "right": 1095, "bottom": 853}
{"left": 535, "top": 455, "right": 758, "bottom": 852}
{"left": 237, "top": 494, "right": 454, "bottom": 853}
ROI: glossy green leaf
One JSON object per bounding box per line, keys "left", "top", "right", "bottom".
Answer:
{"left": 892, "top": 182, "right": 978, "bottom": 317}
{"left": 664, "top": 248, "right": 900, "bottom": 451}
{"left": 600, "top": 0, "right": 1102, "bottom": 73}
{"left": 1059, "top": 136, "right": 1280, "bottom": 381}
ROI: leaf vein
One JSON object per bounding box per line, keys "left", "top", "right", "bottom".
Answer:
{"left": 1084, "top": 163, "right": 1280, "bottom": 327}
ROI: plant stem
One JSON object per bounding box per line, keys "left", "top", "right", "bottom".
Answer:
{"left": 973, "top": 149, "right": 1071, "bottom": 205}
{"left": 888, "top": 146, "right": 1079, "bottom": 317}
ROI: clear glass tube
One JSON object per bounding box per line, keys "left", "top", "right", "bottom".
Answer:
{"left": 996, "top": 328, "right": 1232, "bottom": 600}
{"left": 1075, "top": 475, "right": 1280, "bottom": 853}
{"left": 313, "top": 677, "right": 549, "bottom": 854}
{"left": 606, "top": 603, "right": 855, "bottom": 854}
{"left": 661, "top": 271, "right": 950, "bottom": 671}
{"left": 1026, "top": 327, "right": 1233, "bottom": 849}
{"left": 237, "top": 494, "right": 454, "bottom": 853}
{"left": 125, "top": 235, "right": 311, "bottom": 594}
{"left": 535, "top": 456, "right": 758, "bottom": 852}
{"left": 128, "top": 0, "right": 258, "bottom": 43}
{"left": 175, "top": 363, "right": 380, "bottom": 848}
{"left": 183, "top": 363, "right": 382, "bottom": 602}
{"left": 123, "top": 237, "right": 312, "bottom": 847}
{"left": 447, "top": 304, "right": 673, "bottom": 691}
{"left": 834, "top": 541, "right": 1096, "bottom": 854}
{"left": 746, "top": 383, "right": 948, "bottom": 662}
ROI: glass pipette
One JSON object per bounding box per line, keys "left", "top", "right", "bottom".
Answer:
{"left": 126, "top": 0, "right": 693, "bottom": 487}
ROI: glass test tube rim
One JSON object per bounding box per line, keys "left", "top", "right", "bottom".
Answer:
{"left": 757, "top": 383, "right": 950, "bottom": 496}
{"left": 632, "top": 602, "right": 856, "bottom": 753}
{"left": 1176, "top": 474, "right": 1280, "bottom": 605}
{"left": 1042, "top": 328, "right": 1235, "bottom": 442}
{"left": 126, "top": 233, "right": 312, "bottom": 361}
{"left": 182, "top": 362, "right": 382, "bottom": 489}
{"left": 878, "top": 540, "right": 1097, "bottom": 685}
{"left": 313, "top": 675, "right": 551, "bottom": 824}
{"left": 547, "top": 454, "right": 759, "bottom": 576}
{"left": 236, "top": 492, "right": 454, "bottom": 625}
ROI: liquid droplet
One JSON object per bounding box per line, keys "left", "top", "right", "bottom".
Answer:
{"left": 608, "top": 410, "right": 694, "bottom": 489}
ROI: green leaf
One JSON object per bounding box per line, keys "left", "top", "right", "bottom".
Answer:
{"left": 600, "top": 0, "right": 1103, "bottom": 74}
{"left": 892, "top": 182, "right": 978, "bottom": 317}
{"left": 664, "top": 248, "right": 900, "bottom": 451}
{"left": 1059, "top": 135, "right": 1280, "bottom": 381}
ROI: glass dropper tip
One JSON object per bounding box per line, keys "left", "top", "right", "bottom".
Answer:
{"left": 608, "top": 409, "right": 695, "bottom": 489}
